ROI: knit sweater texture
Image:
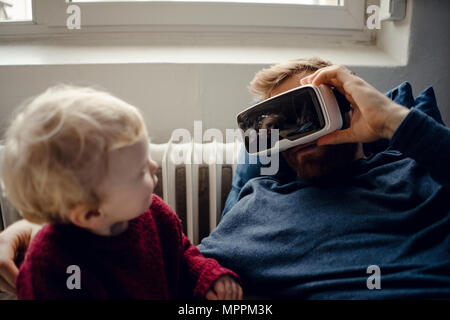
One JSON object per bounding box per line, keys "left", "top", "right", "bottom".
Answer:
{"left": 17, "top": 194, "right": 238, "bottom": 299}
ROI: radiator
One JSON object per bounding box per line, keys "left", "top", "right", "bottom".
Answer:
{"left": 0, "top": 141, "right": 242, "bottom": 245}
{"left": 149, "top": 140, "right": 242, "bottom": 245}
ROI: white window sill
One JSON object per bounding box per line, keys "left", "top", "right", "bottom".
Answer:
{"left": 0, "top": 6, "right": 412, "bottom": 69}
{"left": 0, "top": 38, "right": 405, "bottom": 67}
{"left": 0, "top": 0, "right": 413, "bottom": 68}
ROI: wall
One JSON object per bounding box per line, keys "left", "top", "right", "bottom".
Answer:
{"left": 353, "top": 0, "right": 450, "bottom": 124}
{"left": 0, "top": 0, "right": 448, "bottom": 143}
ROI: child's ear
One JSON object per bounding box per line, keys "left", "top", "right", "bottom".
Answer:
{"left": 69, "top": 204, "right": 105, "bottom": 229}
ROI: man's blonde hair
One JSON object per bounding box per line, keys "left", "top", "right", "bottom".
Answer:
{"left": 1, "top": 85, "right": 147, "bottom": 224}
{"left": 248, "top": 57, "right": 332, "bottom": 101}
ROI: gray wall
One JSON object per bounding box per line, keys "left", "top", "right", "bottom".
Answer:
{"left": 352, "top": 0, "right": 450, "bottom": 125}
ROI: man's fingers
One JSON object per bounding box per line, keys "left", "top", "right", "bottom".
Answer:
{"left": 300, "top": 74, "right": 314, "bottom": 85}
{"left": 206, "top": 290, "right": 218, "bottom": 300}
{"left": 301, "top": 66, "right": 359, "bottom": 106}
{"left": 317, "top": 129, "right": 355, "bottom": 146}
{"left": 311, "top": 65, "right": 354, "bottom": 88}
{"left": 0, "top": 276, "right": 15, "bottom": 295}
{"left": 0, "top": 259, "right": 18, "bottom": 291}
{"left": 310, "top": 66, "right": 339, "bottom": 86}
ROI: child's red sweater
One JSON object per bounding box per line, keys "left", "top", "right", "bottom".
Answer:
{"left": 16, "top": 194, "right": 239, "bottom": 299}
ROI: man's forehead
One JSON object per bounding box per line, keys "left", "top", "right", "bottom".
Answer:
{"left": 269, "top": 72, "right": 313, "bottom": 98}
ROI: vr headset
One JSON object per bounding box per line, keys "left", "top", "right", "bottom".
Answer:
{"left": 236, "top": 84, "right": 351, "bottom": 155}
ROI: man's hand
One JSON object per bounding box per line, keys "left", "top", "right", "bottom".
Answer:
{"left": 0, "top": 219, "right": 42, "bottom": 294}
{"left": 205, "top": 275, "right": 243, "bottom": 300}
{"left": 300, "top": 65, "right": 410, "bottom": 146}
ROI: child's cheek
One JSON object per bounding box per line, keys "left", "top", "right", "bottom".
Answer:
{"left": 143, "top": 176, "right": 155, "bottom": 202}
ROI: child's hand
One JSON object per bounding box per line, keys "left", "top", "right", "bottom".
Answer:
{"left": 206, "top": 275, "right": 243, "bottom": 300}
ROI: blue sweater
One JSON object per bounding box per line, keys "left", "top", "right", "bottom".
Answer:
{"left": 199, "top": 107, "right": 450, "bottom": 299}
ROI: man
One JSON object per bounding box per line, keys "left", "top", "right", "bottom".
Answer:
{"left": 197, "top": 58, "right": 450, "bottom": 298}
{"left": 1, "top": 58, "right": 449, "bottom": 298}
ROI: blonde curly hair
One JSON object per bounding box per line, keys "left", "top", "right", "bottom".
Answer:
{"left": 1, "top": 85, "right": 147, "bottom": 224}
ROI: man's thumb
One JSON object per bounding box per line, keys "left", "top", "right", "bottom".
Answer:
{"left": 317, "top": 129, "right": 354, "bottom": 146}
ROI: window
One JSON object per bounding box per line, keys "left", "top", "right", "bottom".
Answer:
{"left": 73, "top": 0, "right": 341, "bottom": 4}
{"left": 0, "top": 0, "right": 366, "bottom": 36}
{"left": 0, "top": 0, "right": 32, "bottom": 22}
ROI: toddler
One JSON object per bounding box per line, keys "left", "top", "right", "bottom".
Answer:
{"left": 1, "top": 86, "right": 242, "bottom": 299}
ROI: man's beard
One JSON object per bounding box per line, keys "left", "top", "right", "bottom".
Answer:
{"left": 282, "top": 143, "right": 358, "bottom": 182}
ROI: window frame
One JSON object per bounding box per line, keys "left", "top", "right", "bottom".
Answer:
{"left": 0, "top": 0, "right": 366, "bottom": 36}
